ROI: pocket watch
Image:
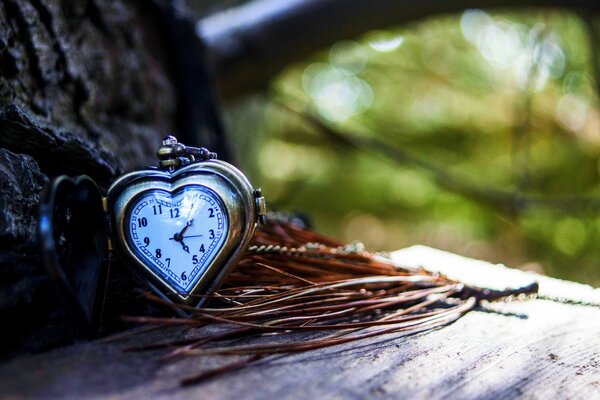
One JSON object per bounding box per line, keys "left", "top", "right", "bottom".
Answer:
{"left": 39, "top": 135, "right": 267, "bottom": 331}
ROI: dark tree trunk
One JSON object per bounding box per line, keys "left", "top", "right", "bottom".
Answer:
{"left": 0, "top": 0, "right": 227, "bottom": 357}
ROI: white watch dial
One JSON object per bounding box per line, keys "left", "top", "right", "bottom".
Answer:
{"left": 126, "top": 186, "right": 228, "bottom": 295}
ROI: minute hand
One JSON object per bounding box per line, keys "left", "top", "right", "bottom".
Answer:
{"left": 178, "top": 219, "right": 193, "bottom": 237}
{"left": 172, "top": 220, "right": 193, "bottom": 253}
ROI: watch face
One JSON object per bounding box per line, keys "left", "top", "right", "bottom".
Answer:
{"left": 125, "top": 186, "right": 228, "bottom": 296}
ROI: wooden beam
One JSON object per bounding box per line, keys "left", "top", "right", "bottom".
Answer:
{"left": 198, "top": 0, "right": 600, "bottom": 98}
{"left": 2, "top": 247, "right": 599, "bottom": 398}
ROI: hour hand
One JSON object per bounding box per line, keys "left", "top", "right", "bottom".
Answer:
{"left": 171, "top": 234, "right": 190, "bottom": 253}
{"left": 181, "top": 243, "right": 190, "bottom": 253}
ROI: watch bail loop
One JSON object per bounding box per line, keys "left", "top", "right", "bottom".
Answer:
{"left": 156, "top": 135, "right": 218, "bottom": 170}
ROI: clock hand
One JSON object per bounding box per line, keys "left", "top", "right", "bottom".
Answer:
{"left": 172, "top": 220, "right": 193, "bottom": 253}
{"left": 173, "top": 237, "right": 190, "bottom": 253}
{"left": 172, "top": 219, "right": 193, "bottom": 241}
{"left": 179, "top": 219, "right": 193, "bottom": 236}
{"left": 169, "top": 234, "right": 203, "bottom": 240}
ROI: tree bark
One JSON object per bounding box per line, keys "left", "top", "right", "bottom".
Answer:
{"left": 0, "top": 0, "right": 228, "bottom": 356}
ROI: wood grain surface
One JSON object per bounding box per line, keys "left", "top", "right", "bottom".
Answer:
{"left": 1, "top": 247, "right": 599, "bottom": 399}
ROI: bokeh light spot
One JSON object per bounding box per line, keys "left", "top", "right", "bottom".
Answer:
{"left": 303, "top": 64, "right": 373, "bottom": 122}
{"left": 553, "top": 218, "right": 587, "bottom": 256}
{"left": 556, "top": 93, "right": 589, "bottom": 132}
{"left": 368, "top": 34, "right": 405, "bottom": 52}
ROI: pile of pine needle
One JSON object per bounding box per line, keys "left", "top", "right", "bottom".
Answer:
{"left": 119, "top": 218, "right": 536, "bottom": 385}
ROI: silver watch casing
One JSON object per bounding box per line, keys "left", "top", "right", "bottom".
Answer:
{"left": 106, "top": 159, "right": 261, "bottom": 308}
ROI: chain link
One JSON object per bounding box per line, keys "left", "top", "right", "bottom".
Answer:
{"left": 247, "top": 241, "right": 371, "bottom": 258}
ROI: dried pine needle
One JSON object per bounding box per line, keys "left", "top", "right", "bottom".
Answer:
{"left": 121, "top": 219, "right": 537, "bottom": 385}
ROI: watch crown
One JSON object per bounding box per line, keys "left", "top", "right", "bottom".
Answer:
{"left": 162, "top": 135, "right": 178, "bottom": 146}
{"left": 254, "top": 189, "right": 267, "bottom": 224}
{"left": 156, "top": 136, "right": 217, "bottom": 170}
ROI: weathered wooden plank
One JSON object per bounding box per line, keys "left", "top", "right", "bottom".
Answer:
{"left": 1, "top": 248, "right": 599, "bottom": 399}
{"left": 393, "top": 245, "right": 600, "bottom": 305}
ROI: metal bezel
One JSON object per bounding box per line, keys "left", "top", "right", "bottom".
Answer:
{"left": 107, "top": 160, "right": 258, "bottom": 308}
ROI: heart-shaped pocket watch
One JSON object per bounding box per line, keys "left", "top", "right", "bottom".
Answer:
{"left": 40, "top": 135, "right": 266, "bottom": 326}
{"left": 106, "top": 136, "right": 267, "bottom": 307}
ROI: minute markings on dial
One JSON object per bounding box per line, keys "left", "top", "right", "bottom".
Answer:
{"left": 128, "top": 188, "right": 227, "bottom": 294}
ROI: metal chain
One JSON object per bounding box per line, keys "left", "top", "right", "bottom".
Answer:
{"left": 246, "top": 240, "right": 549, "bottom": 304}
{"left": 247, "top": 241, "right": 369, "bottom": 258}
{"left": 535, "top": 294, "right": 600, "bottom": 307}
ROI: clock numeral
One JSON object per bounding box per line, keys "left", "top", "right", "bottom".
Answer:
{"left": 199, "top": 244, "right": 205, "bottom": 253}
{"left": 137, "top": 217, "right": 148, "bottom": 228}
{"left": 153, "top": 205, "right": 162, "bottom": 215}
{"left": 208, "top": 208, "right": 215, "bottom": 218}
{"left": 165, "top": 258, "right": 171, "bottom": 268}
{"left": 143, "top": 237, "right": 150, "bottom": 246}
{"left": 181, "top": 271, "right": 187, "bottom": 281}
{"left": 155, "top": 249, "right": 162, "bottom": 258}
{"left": 169, "top": 208, "right": 180, "bottom": 219}
{"left": 209, "top": 229, "right": 215, "bottom": 239}
{"left": 192, "top": 255, "right": 199, "bottom": 264}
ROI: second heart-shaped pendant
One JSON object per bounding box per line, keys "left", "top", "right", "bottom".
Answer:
{"left": 107, "top": 157, "right": 265, "bottom": 308}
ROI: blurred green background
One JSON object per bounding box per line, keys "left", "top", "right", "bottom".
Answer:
{"left": 223, "top": 9, "right": 600, "bottom": 285}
